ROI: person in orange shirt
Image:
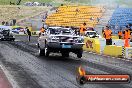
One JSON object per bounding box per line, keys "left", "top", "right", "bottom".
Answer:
{"left": 118, "top": 29, "right": 122, "bottom": 39}
{"left": 39, "top": 27, "right": 45, "bottom": 37}
{"left": 104, "top": 26, "right": 112, "bottom": 45}
{"left": 80, "top": 22, "right": 86, "bottom": 36}
{"left": 123, "top": 26, "right": 131, "bottom": 47}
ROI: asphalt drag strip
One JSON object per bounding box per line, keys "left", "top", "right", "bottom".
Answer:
{"left": 0, "top": 36, "right": 132, "bottom": 88}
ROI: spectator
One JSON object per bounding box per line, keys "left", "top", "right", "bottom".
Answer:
{"left": 61, "top": 4, "right": 63, "bottom": 6}
{"left": 39, "top": 27, "right": 45, "bottom": 37}
{"left": 26, "top": 27, "right": 31, "bottom": 41}
{"left": 76, "top": 8, "right": 79, "bottom": 15}
{"left": 104, "top": 26, "right": 112, "bottom": 45}
{"left": 90, "top": 17, "right": 94, "bottom": 21}
{"left": 24, "top": 27, "right": 27, "bottom": 34}
{"left": 118, "top": 29, "right": 122, "bottom": 39}
{"left": 80, "top": 22, "right": 87, "bottom": 36}
{"left": 123, "top": 26, "right": 131, "bottom": 47}
{"left": 2, "top": 21, "right": 5, "bottom": 25}
{"left": 5, "top": 22, "right": 9, "bottom": 26}
{"left": 97, "top": 17, "right": 100, "bottom": 22}
{"left": 12, "top": 19, "right": 16, "bottom": 26}
{"left": 10, "top": 20, "right": 13, "bottom": 26}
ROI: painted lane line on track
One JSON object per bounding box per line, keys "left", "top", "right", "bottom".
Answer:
{"left": 126, "top": 59, "right": 130, "bottom": 62}
{"left": 112, "top": 57, "right": 116, "bottom": 59}
{"left": 120, "top": 58, "right": 126, "bottom": 60}
{"left": 85, "top": 51, "right": 132, "bottom": 63}
{"left": 15, "top": 40, "right": 21, "bottom": 42}
{"left": 0, "top": 64, "right": 20, "bottom": 88}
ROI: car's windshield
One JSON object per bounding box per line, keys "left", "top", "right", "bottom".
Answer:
{"left": 86, "top": 32, "right": 97, "bottom": 36}
{"left": 49, "top": 28, "right": 73, "bottom": 35}
{"left": 2, "top": 30, "right": 10, "bottom": 35}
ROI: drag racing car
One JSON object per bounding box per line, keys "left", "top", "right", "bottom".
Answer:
{"left": 85, "top": 30, "right": 102, "bottom": 38}
{"left": 38, "top": 27, "right": 84, "bottom": 58}
{"left": 0, "top": 30, "right": 15, "bottom": 41}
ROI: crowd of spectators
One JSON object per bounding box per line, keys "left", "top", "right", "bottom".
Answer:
{"left": 1, "top": 19, "right": 16, "bottom": 26}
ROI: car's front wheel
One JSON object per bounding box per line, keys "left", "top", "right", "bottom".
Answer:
{"left": 39, "top": 48, "right": 45, "bottom": 56}
{"left": 44, "top": 45, "right": 50, "bottom": 57}
{"left": 77, "top": 49, "right": 83, "bottom": 58}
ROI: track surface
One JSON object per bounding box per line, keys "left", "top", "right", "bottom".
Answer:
{"left": 0, "top": 35, "right": 132, "bottom": 88}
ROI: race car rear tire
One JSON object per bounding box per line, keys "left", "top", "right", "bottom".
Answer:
{"left": 77, "top": 49, "right": 83, "bottom": 58}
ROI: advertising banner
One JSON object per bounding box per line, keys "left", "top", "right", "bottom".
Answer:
{"left": 83, "top": 37, "right": 100, "bottom": 53}
{"left": 12, "top": 26, "right": 32, "bottom": 34}
{"left": 0, "top": 25, "right": 32, "bottom": 35}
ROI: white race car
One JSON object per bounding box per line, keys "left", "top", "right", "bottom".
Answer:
{"left": 85, "top": 31, "right": 102, "bottom": 38}
{"left": 38, "top": 27, "right": 84, "bottom": 58}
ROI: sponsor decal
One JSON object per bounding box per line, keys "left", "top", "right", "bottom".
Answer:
{"left": 86, "top": 40, "right": 93, "bottom": 49}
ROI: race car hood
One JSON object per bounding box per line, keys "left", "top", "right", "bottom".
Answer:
{"left": 48, "top": 34, "right": 84, "bottom": 43}
{"left": 49, "top": 34, "right": 82, "bottom": 38}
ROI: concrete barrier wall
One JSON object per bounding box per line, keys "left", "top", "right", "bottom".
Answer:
{"left": 112, "top": 39, "right": 124, "bottom": 46}
{"left": 99, "top": 38, "right": 124, "bottom": 53}
{"left": 83, "top": 37, "right": 100, "bottom": 54}
{"left": 103, "top": 45, "right": 123, "bottom": 57}
{"left": 83, "top": 37, "right": 126, "bottom": 58}
{"left": 99, "top": 38, "right": 106, "bottom": 53}
{"left": 112, "top": 35, "right": 119, "bottom": 39}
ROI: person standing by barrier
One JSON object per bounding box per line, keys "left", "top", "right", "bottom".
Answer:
{"left": 39, "top": 27, "right": 45, "bottom": 37}
{"left": 123, "top": 26, "right": 131, "bottom": 47}
{"left": 24, "top": 27, "right": 28, "bottom": 34}
{"left": 118, "top": 29, "right": 122, "bottom": 39}
{"left": 12, "top": 19, "right": 16, "bottom": 26}
{"left": 104, "top": 26, "right": 112, "bottom": 45}
{"left": 80, "top": 22, "right": 87, "bottom": 36}
{"left": 26, "top": 27, "right": 31, "bottom": 41}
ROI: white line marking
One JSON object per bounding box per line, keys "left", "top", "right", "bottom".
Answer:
{"left": 122, "top": 59, "right": 126, "bottom": 61}
{"left": 15, "top": 40, "right": 21, "bottom": 42}
{"left": 0, "top": 64, "right": 20, "bottom": 88}
{"left": 116, "top": 58, "right": 121, "bottom": 59}
{"left": 84, "top": 51, "right": 132, "bottom": 62}
{"left": 112, "top": 57, "right": 115, "bottom": 59}
{"left": 126, "top": 60, "right": 130, "bottom": 62}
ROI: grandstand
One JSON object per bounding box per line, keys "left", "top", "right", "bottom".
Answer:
{"left": 108, "top": 8, "right": 132, "bottom": 33}
{"left": 45, "top": 5, "right": 105, "bottom": 28}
